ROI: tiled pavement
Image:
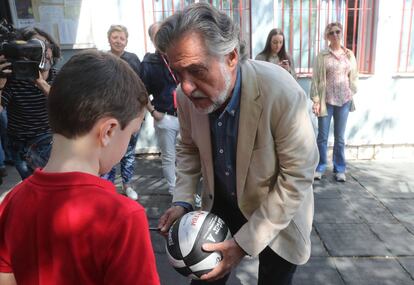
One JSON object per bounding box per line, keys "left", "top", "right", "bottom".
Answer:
{"left": 1, "top": 157, "right": 414, "bottom": 284}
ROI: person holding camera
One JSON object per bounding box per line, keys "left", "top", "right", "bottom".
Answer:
{"left": 0, "top": 27, "right": 60, "bottom": 180}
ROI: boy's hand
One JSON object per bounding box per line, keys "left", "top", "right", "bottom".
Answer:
{"left": 199, "top": 238, "right": 246, "bottom": 281}
{"left": 157, "top": 205, "right": 186, "bottom": 236}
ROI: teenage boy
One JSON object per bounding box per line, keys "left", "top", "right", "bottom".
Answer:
{"left": 0, "top": 50, "right": 160, "bottom": 285}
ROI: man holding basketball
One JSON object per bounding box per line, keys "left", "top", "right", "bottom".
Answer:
{"left": 157, "top": 3, "right": 318, "bottom": 285}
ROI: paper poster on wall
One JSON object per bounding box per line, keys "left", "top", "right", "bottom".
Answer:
{"left": 8, "top": 0, "right": 94, "bottom": 49}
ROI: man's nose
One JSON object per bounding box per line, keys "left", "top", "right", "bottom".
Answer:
{"left": 180, "top": 77, "right": 196, "bottom": 96}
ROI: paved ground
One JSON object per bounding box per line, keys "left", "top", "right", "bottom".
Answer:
{"left": 1, "top": 156, "right": 414, "bottom": 285}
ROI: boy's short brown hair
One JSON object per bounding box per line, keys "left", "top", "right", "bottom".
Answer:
{"left": 48, "top": 50, "right": 148, "bottom": 138}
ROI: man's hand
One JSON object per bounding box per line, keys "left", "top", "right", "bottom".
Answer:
{"left": 152, "top": 110, "right": 165, "bottom": 122}
{"left": 157, "top": 205, "right": 186, "bottom": 235}
{"left": 0, "top": 55, "right": 12, "bottom": 87}
{"left": 199, "top": 238, "right": 246, "bottom": 282}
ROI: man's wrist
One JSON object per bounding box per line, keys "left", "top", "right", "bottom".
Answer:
{"left": 172, "top": 201, "right": 193, "bottom": 213}
{"left": 150, "top": 108, "right": 156, "bottom": 116}
{"left": 233, "top": 237, "right": 248, "bottom": 256}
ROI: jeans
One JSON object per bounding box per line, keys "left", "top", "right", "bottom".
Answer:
{"left": 0, "top": 139, "right": 4, "bottom": 168}
{"left": 154, "top": 114, "right": 179, "bottom": 194}
{"left": 316, "top": 101, "right": 351, "bottom": 174}
{"left": 9, "top": 133, "right": 53, "bottom": 180}
{"left": 0, "top": 110, "right": 11, "bottom": 167}
{"left": 102, "top": 131, "right": 140, "bottom": 185}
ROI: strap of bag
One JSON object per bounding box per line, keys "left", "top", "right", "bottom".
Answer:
{"left": 161, "top": 54, "right": 178, "bottom": 109}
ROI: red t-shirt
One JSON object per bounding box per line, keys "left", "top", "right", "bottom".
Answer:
{"left": 0, "top": 169, "right": 160, "bottom": 285}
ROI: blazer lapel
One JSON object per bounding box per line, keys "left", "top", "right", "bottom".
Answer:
{"left": 236, "top": 61, "right": 262, "bottom": 197}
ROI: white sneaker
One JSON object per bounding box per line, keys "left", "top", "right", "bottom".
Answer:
{"left": 335, "top": 173, "right": 346, "bottom": 182}
{"left": 314, "top": 171, "right": 323, "bottom": 180}
{"left": 125, "top": 187, "right": 138, "bottom": 200}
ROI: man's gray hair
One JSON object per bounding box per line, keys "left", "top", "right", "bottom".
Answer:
{"left": 155, "top": 3, "right": 247, "bottom": 61}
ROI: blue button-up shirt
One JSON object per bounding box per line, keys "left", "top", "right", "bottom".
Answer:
{"left": 173, "top": 67, "right": 242, "bottom": 212}
{"left": 209, "top": 67, "right": 241, "bottom": 202}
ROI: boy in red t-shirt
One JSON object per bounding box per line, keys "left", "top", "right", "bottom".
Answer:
{"left": 0, "top": 50, "right": 160, "bottom": 285}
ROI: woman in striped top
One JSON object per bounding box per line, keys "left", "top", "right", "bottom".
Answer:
{"left": 0, "top": 27, "right": 60, "bottom": 179}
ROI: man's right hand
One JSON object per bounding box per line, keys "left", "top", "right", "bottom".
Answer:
{"left": 152, "top": 110, "right": 165, "bottom": 122}
{"left": 157, "top": 205, "right": 186, "bottom": 236}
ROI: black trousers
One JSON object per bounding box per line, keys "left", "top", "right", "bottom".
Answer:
{"left": 191, "top": 189, "right": 297, "bottom": 285}
{"left": 190, "top": 246, "right": 297, "bottom": 285}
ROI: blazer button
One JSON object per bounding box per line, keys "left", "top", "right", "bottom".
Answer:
{"left": 209, "top": 194, "right": 213, "bottom": 199}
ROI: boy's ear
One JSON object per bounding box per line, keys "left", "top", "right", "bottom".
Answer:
{"left": 98, "top": 118, "right": 119, "bottom": 147}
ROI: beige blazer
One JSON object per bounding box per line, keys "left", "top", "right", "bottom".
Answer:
{"left": 173, "top": 59, "right": 318, "bottom": 265}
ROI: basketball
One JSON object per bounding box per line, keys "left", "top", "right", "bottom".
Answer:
{"left": 165, "top": 211, "right": 231, "bottom": 279}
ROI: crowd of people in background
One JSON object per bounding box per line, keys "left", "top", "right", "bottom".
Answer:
{"left": 0, "top": 2, "right": 358, "bottom": 284}
{"left": 0, "top": 17, "right": 357, "bottom": 192}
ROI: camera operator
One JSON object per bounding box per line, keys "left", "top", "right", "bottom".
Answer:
{"left": 0, "top": 27, "right": 60, "bottom": 180}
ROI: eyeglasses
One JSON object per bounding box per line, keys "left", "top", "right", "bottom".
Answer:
{"left": 328, "top": 30, "right": 341, "bottom": 36}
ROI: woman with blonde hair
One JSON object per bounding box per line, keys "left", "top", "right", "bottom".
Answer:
{"left": 102, "top": 24, "right": 142, "bottom": 200}
{"left": 311, "top": 22, "right": 358, "bottom": 182}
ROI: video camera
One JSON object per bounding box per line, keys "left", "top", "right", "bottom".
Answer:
{"left": 0, "top": 19, "right": 47, "bottom": 81}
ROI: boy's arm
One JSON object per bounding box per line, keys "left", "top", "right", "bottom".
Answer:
{"left": 0, "top": 273, "right": 17, "bottom": 285}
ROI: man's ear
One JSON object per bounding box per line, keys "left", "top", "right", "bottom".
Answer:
{"left": 227, "top": 48, "right": 239, "bottom": 69}
{"left": 98, "top": 118, "right": 119, "bottom": 147}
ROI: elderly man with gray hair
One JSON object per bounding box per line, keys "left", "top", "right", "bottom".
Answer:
{"left": 156, "top": 3, "right": 318, "bottom": 285}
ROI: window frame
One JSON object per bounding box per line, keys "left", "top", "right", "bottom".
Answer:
{"left": 276, "top": 0, "right": 378, "bottom": 76}
{"left": 397, "top": 0, "right": 414, "bottom": 74}
{"left": 143, "top": 0, "right": 252, "bottom": 57}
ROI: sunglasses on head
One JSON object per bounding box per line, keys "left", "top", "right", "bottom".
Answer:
{"left": 329, "top": 30, "right": 341, "bottom": 36}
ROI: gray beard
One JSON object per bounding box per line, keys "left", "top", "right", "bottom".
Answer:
{"left": 194, "top": 64, "right": 232, "bottom": 114}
